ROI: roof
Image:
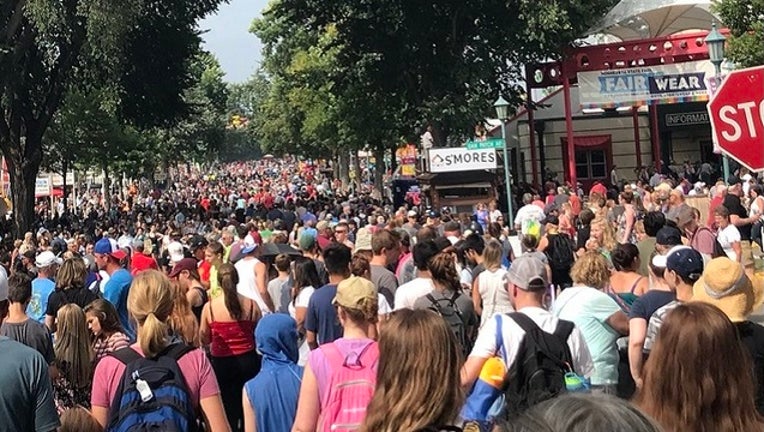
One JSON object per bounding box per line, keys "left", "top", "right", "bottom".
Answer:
{"left": 587, "top": 0, "right": 717, "bottom": 41}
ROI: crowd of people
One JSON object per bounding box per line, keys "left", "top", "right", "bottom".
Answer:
{"left": 0, "top": 156, "right": 763, "bottom": 432}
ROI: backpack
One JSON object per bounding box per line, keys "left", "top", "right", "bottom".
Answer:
{"left": 319, "top": 342, "right": 379, "bottom": 432}
{"left": 694, "top": 226, "right": 726, "bottom": 259}
{"left": 426, "top": 291, "right": 472, "bottom": 356}
{"left": 107, "top": 344, "right": 198, "bottom": 432}
{"left": 500, "top": 313, "right": 575, "bottom": 419}
{"left": 546, "top": 234, "right": 575, "bottom": 272}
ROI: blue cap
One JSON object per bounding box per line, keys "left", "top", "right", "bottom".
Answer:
{"left": 666, "top": 247, "right": 704, "bottom": 281}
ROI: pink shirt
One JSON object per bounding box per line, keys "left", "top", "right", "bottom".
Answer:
{"left": 91, "top": 344, "right": 220, "bottom": 409}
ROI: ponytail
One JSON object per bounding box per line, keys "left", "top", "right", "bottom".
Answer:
{"left": 218, "top": 263, "right": 242, "bottom": 320}
{"left": 128, "top": 270, "right": 174, "bottom": 358}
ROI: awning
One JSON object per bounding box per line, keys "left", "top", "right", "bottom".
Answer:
{"left": 587, "top": 0, "right": 717, "bottom": 41}
{"left": 561, "top": 135, "right": 612, "bottom": 148}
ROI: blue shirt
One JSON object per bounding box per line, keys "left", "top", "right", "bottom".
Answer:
{"left": 104, "top": 269, "right": 134, "bottom": 340}
{"left": 305, "top": 284, "right": 342, "bottom": 345}
{"left": 27, "top": 278, "right": 56, "bottom": 323}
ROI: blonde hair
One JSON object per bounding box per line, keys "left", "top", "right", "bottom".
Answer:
{"left": 570, "top": 251, "right": 611, "bottom": 289}
{"left": 128, "top": 270, "right": 174, "bottom": 358}
{"left": 168, "top": 280, "right": 200, "bottom": 347}
{"left": 54, "top": 304, "right": 93, "bottom": 389}
{"left": 56, "top": 257, "right": 88, "bottom": 290}
{"left": 591, "top": 217, "right": 617, "bottom": 252}
{"left": 482, "top": 239, "right": 503, "bottom": 271}
{"left": 361, "top": 309, "right": 464, "bottom": 432}
{"left": 59, "top": 406, "right": 102, "bottom": 432}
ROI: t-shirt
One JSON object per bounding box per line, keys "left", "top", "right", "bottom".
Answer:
{"left": 413, "top": 289, "right": 478, "bottom": 331}
{"left": 130, "top": 253, "right": 158, "bottom": 275}
{"left": 370, "top": 265, "right": 398, "bottom": 306}
{"left": 636, "top": 237, "right": 657, "bottom": 277}
{"left": 553, "top": 286, "right": 622, "bottom": 385}
{"left": 305, "top": 284, "right": 343, "bottom": 346}
{"left": 267, "top": 276, "right": 290, "bottom": 314}
{"left": 643, "top": 300, "right": 681, "bottom": 352}
{"left": 0, "top": 319, "right": 55, "bottom": 365}
{"left": 0, "top": 337, "right": 60, "bottom": 432}
{"left": 91, "top": 344, "right": 220, "bottom": 409}
{"left": 515, "top": 204, "right": 545, "bottom": 234}
{"left": 394, "top": 277, "right": 434, "bottom": 311}
{"left": 103, "top": 269, "right": 134, "bottom": 340}
{"left": 469, "top": 307, "right": 594, "bottom": 378}
{"left": 628, "top": 290, "right": 675, "bottom": 321}
{"left": 737, "top": 321, "right": 764, "bottom": 415}
{"left": 724, "top": 194, "right": 752, "bottom": 240}
{"left": 717, "top": 224, "right": 741, "bottom": 261}
{"left": 27, "top": 278, "right": 56, "bottom": 323}
{"left": 45, "top": 287, "right": 100, "bottom": 320}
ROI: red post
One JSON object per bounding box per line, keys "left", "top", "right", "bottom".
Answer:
{"left": 650, "top": 105, "right": 661, "bottom": 172}
{"left": 563, "top": 75, "right": 576, "bottom": 187}
{"left": 632, "top": 106, "right": 642, "bottom": 168}
{"left": 526, "top": 81, "right": 538, "bottom": 188}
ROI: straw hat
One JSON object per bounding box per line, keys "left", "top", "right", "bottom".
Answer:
{"left": 692, "top": 257, "right": 764, "bottom": 322}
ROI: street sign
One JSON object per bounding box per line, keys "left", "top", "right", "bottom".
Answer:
{"left": 707, "top": 65, "right": 764, "bottom": 172}
{"left": 428, "top": 147, "right": 497, "bottom": 173}
{"left": 465, "top": 138, "right": 504, "bottom": 150}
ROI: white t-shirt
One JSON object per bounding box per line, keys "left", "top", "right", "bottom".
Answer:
{"left": 514, "top": 204, "right": 545, "bottom": 234}
{"left": 489, "top": 209, "right": 503, "bottom": 224}
{"left": 477, "top": 268, "right": 513, "bottom": 328}
{"left": 717, "top": 224, "right": 741, "bottom": 262}
{"left": 394, "top": 277, "right": 434, "bottom": 311}
{"left": 378, "top": 294, "right": 392, "bottom": 316}
{"left": 470, "top": 306, "right": 593, "bottom": 379}
{"left": 235, "top": 257, "right": 271, "bottom": 314}
{"left": 289, "top": 286, "right": 315, "bottom": 367}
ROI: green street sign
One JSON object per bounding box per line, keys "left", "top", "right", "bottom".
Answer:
{"left": 465, "top": 138, "right": 504, "bottom": 150}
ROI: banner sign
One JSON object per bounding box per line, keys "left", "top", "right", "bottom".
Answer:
{"left": 429, "top": 147, "right": 497, "bottom": 173}
{"left": 578, "top": 60, "right": 716, "bottom": 109}
{"left": 35, "top": 177, "right": 51, "bottom": 198}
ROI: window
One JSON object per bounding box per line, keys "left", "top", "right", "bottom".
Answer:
{"left": 575, "top": 149, "right": 608, "bottom": 180}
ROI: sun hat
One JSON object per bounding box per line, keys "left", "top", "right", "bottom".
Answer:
{"left": 692, "top": 257, "right": 764, "bottom": 322}
{"left": 333, "top": 276, "right": 376, "bottom": 309}
{"left": 506, "top": 255, "right": 548, "bottom": 291}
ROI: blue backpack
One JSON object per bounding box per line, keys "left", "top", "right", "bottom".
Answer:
{"left": 107, "top": 344, "right": 198, "bottom": 432}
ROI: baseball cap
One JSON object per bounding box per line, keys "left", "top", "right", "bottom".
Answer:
{"left": 169, "top": 258, "right": 199, "bottom": 279}
{"left": 333, "top": 276, "right": 377, "bottom": 309}
{"left": 665, "top": 247, "right": 704, "bottom": 282}
{"left": 188, "top": 235, "right": 208, "bottom": 253}
{"left": 427, "top": 209, "right": 441, "bottom": 219}
{"left": 167, "top": 241, "right": 185, "bottom": 264}
{"left": 651, "top": 245, "right": 690, "bottom": 268}
{"left": 35, "top": 250, "right": 62, "bottom": 268}
{"left": 727, "top": 176, "right": 742, "bottom": 186}
{"left": 407, "top": 210, "right": 418, "bottom": 218}
{"left": 299, "top": 233, "right": 316, "bottom": 251}
{"left": 94, "top": 238, "right": 127, "bottom": 260}
{"left": 354, "top": 227, "right": 373, "bottom": 253}
{"left": 241, "top": 237, "right": 257, "bottom": 255}
{"left": 506, "top": 255, "right": 548, "bottom": 291}
{"left": 656, "top": 226, "right": 683, "bottom": 247}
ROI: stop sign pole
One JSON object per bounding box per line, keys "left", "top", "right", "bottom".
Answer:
{"left": 707, "top": 65, "right": 764, "bottom": 173}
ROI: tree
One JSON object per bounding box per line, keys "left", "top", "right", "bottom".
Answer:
{"left": 714, "top": 0, "right": 764, "bottom": 68}
{"left": 0, "top": 0, "right": 223, "bottom": 235}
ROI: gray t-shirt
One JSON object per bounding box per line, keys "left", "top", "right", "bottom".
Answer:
{"left": 0, "top": 319, "right": 54, "bottom": 365}
{"left": 0, "top": 337, "right": 59, "bottom": 432}
{"left": 371, "top": 264, "right": 398, "bottom": 306}
{"left": 267, "top": 276, "right": 291, "bottom": 314}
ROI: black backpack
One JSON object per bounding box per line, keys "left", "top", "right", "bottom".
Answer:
{"left": 107, "top": 343, "right": 198, "bottom": 432}
{"left": 545, "top": 234, "right": 575, "bottom": 272}
{"left": 500, "top": 313, "right": 575, "bottom": 419}
{"left": 426, "top": 291, "right": 472, "bottom": 356}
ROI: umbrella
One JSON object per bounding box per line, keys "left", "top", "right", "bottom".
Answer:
{"left": 259, "top": 242, "right": 303, "bottom": 258}
{"left": 587, "top": 0, "right": 716, "bottom": 41}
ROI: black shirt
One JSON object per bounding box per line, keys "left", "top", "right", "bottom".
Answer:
{"left": 736, "top": 321, "right": 764, "bottom": 415}
{"left": 628, "top": 290, "right": 675, "bottom": 320}
{"left": 45, "top": 286, "right": 100, "bottom": 318}
{"left": 723, "top": 194, "right": 752, "bottom": 240}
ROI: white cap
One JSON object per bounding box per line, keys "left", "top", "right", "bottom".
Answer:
{"left": 35, "top": 251, "right": 62, "bottom": 268}
{"left": 167, "top": 242, "right": 185, "bottom": 264}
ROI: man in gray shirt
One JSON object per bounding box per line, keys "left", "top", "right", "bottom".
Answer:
{"left": 369, "top": 229, "right": 401, "bottom": 306}
{"left": 0, "top": 273, "right": 55, "bottom": 365}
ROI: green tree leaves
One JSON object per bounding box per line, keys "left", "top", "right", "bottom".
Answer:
{"left": 715, "top": 0, "right": 764, "bottom": 68}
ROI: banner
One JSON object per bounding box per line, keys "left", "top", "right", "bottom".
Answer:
{"left": 429, "top": 147, "right": 497, "bottom": 173}
{"left": 35, "top": 177, "right": 51, "bottom": 198}
{"left": 578, "top": 60, "right": 717, "bottom": 109}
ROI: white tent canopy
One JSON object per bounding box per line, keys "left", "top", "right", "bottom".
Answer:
{"left": 587, "top": 0, "right": 718, "bottom": 41}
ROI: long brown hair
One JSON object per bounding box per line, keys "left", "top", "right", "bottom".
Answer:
{"left": 218, "top": 263, "right": 243, "bottom": 320}
{"left": 55, "top": 304, "right": 93, "bottom": 389}
{"left": 428, "top": 253, "right": 461, "bottom": 293}
{"left": 636, "top": 302, "right": 764, "bottom": 432}
{"left": 361, "top": 309, "right": 463, "bottom": 432}
{"left": 56, "top": 257, "right": 88, "bottom": 291}
{"left": 168, "top": 280, "right": 200, "bottom": 347}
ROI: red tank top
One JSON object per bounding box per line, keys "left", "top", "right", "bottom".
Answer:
{"left": 209, "top": 301, "right": 257, "bottom": 357}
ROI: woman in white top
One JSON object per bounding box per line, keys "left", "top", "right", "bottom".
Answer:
{"left": 289, "top": 259, "right": 322, "bottom": 366}
{"left": 474, "top": 240, "right": 512, "bottom": 328}
{"left": 715, "top": 205, "right": 742, "bottom": 262}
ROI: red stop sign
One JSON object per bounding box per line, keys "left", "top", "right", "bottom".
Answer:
{"left": 708, "top": 66, "right": 764, "bottom": 172}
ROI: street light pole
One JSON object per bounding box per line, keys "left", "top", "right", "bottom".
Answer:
{"left": 494, "top": 96, "right": 514, "bottom": 229}
{"left": 705, "top": 22, "right": 730, "bottom": 182}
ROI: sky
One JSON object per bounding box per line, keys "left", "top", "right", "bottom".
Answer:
{"left": 199, "top": 0, "right": 269, "bottom": 83}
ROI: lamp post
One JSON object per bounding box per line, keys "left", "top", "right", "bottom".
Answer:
{"left": 705, "top": 22, "right": 730, "bottom": 182}
{"left": 494, "top": 95, "right": 514, "bottom": 230}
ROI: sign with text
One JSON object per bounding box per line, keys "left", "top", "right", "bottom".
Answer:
{"left": 578, "top": 60, "right": 716, "bottom": 108}
{"left": 429, "top": 147, "right": 497, "bottom": 173}
{"left": 466, "top": 138, "right": 504, "bottom": 150}
{"left": 35, "top": 177, "right": 51, "bottom": 198}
